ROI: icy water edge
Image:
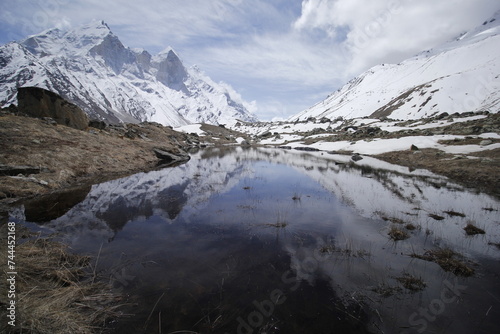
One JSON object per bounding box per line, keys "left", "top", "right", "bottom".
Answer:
{"left": 12, "top": 147, "right": 500, "bottom": 334}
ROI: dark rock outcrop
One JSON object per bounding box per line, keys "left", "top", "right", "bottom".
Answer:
{"left": 294, "top": 146, "right": 320, "bottom": 152}
{"left": 351, "top": 153, "right": 363, "bottom": 162}
{"left": 153, "top": 147, "right": 190, "bottom": 164}
{"left": 0, "top": 164, "right": 48, "bottom": 176}
{"left": 89, "top": 119, "right": 108, "bottom": 130}
{"left": 17, "top": 87, "right": 89, "bottom": 130}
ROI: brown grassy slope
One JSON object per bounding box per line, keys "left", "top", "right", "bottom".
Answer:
{"left": 0, "top": 113, "right": 192, "bottom": 203}
{"left": 0, "top": 225, "right": 122, "bottom": 334}
{"left": 375, "top": 148, "right": 500, "bottom": 198}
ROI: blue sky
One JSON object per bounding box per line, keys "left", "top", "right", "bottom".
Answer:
{"left": 1, "top": 0, "right": 499, "bottom": 120}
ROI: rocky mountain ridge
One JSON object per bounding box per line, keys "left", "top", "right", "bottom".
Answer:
{"left": 0, "top": 20, "right": 257, "bottom": 126}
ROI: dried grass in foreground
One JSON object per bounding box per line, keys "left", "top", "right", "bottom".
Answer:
{"left": 0, "top": 225, "right": 123, "bottom": 334}
{"left": 411, "top": 248, "right": 475, "bottom": 277}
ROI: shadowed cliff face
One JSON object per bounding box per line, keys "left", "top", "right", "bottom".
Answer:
{"left": 89, "top": 34, "right": 136, "bottom": 75}
{"left": 153, "top": 50, "right": 189, "bottom": 93}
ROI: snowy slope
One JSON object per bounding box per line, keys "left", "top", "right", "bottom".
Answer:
{"left": 0, "top": 20, "right": 257, "bottom": 126}
{"left": 290, "top": 14, "right": 500, "bottom": 121}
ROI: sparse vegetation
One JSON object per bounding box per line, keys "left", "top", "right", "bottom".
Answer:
{"left": 411, "top": 248, "right": 475, "bottom": 277}
{"left": 264, "top": 222, "right": 288, "bottom": 228}
{"left": 488, "top": 242, "right": 500, "bottom": 250}
{"left": 483, "top": 207, "right": 498, "bottom": 212}
{"left": 463, "top": 223, "right": 485, "bottom": 235}
{"left": 444, "top": 210, "right": 466, "bottom": 217}
{"left": 395, "top": 272, "right": 427, "bottom": 292}
{"left": 381, "top": 216, "right": 406, "bottom": 224}
{"left": 371, "top": 283, "right": 403, "bottom": 297}
{"left": 0, "top": 226, "right": 123, "bottom": 334}
{"left": 428, "top": 213, "right": 445, "bottom": 220}
{"left": 388, "top": 226, "right": 409, "bottom": 241}
{"left": 318, "top": 244, "right": 370, "bottom": 258}
{"left": 405, "top": 223, "right": 417, "bottom": 230}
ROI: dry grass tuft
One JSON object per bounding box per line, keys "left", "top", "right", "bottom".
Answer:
{"left": 388, "top": 226, "right": 409, "bottom": 241}
{"left": 411, "top": 248, "right": 474, "bottom": 277}
{"left": 463, "top": 223, "right": 485, "bottom": 235}
{"left": 0, "top": 225, "right": 123, "bottom": 334}
{"left": 405, "top": 223, "right": 417, "bottom": 230}
{"left": 395, "top": 272, "right": 426, "bottom": 292}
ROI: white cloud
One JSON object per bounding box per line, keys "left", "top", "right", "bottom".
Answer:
{"left": 1, "top": 0, "right": 499, "bottom": 120}
{"left": 293, "top": 0, "right": 500, "bottom": 76}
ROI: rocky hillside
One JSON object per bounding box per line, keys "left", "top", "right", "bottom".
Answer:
{"left": 232, "top": 110, "right": 500, "bottom": 197}
{"left": 0, "top": 90, "right": 251, "bottom": 215}
{"left": 0, "top": 20, "right": 257, "bottom": 126}
{"left": 290, "top": 12, "right": 500, "bottom": 122}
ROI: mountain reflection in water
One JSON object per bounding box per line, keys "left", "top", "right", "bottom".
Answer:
{"left": 14, "top": 147, "right": 500, "bottom": 334}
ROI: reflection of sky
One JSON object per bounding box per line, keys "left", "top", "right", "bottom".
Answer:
{"left": 15, "top": 147, "right": 500, "bottom": 334}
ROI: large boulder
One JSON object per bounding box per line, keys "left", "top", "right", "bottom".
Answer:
{"left": 17, "top": 87, "right": 89, "bottom": 130}
{"left": 153, "top": 147, "right": 190, "bottom": 165}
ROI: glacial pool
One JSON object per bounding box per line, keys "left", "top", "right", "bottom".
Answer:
{"left": 12, "top": 147, "right": 500, "bottom": 333}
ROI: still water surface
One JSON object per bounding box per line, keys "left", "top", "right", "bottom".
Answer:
{"left": 15, "top": 147, "right": 500, "bottom": 333}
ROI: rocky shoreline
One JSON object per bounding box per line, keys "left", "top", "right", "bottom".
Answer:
{"left": 0, "top": 110, "right": 250, "bottom": 220}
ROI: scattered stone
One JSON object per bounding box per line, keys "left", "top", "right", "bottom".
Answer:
{"left": 240, "top": 140, "right": 251, "bottom": 146}
{"left": 259, "top": 131, "right": 272, "bottom": 138}
{"left": 480, "top": 139, "right": 493, "bottom": 146}
{"left": 139, "top": 134, "right": 152, "bottom": 141}
{"left": 9, "top": 176, "right": 50, "bottom": 187}
{"left": 0, "top": 164, "right": 47, "bottom": 176}
{"left": 89, "top": 119, "right": 107, "bottom": 130}
{"left": 410, "top": 144, "right": 419, "bottom": 151}
{"left": 42, "top": 117, "right": 58, "bottom": 126}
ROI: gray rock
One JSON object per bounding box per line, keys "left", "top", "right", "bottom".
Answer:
{"left": 153, "top": 147, "right": 190, "bottom": 163}
{"left": 294, "top": 146, "right": 320, "bottom": 152}
{"left": 89, "top": 119, "right": 107, "bottom": 130}
{"left": 480, "top": 139, "right": 493, "bottom": 146}
{"left": 351, "top": 154, "right": 363, "bottom": 162}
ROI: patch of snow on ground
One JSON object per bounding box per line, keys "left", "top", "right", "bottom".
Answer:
{"left": 292, "top": 135, "right": 500, "bottom": 155}
{"left": 174, "top": 124, "right": 206, "bottom": 136}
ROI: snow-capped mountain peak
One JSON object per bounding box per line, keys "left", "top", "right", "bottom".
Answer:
{"left": 0, "top": 21, "right": 257, "bottom": 126}
{"left": 290, "top": 13, "right": 500, "bottom": 122}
